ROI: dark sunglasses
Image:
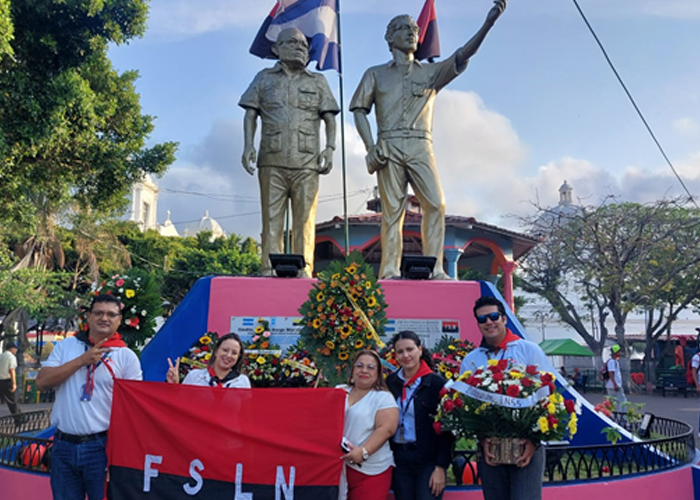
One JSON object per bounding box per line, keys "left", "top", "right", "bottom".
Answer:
{"left": 476, "top": 312, "right": 502, "bottom": 324}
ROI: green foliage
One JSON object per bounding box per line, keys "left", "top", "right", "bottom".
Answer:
{"left": 81, "top": 269, "right": 161, "bottom": 348}
{"left": 0, "top": 0, "right": 13, "bottom": 60}
{"left": 297, "top": 251, "right": 388, "bottom": 385}
{"left": 0, "top": 0, "right": 176, "bottom": 227}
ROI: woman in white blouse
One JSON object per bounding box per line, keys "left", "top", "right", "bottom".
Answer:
{"left": 338, "top": 350, "right": 399, "bottom": 500}
{"left": 166, "top": 333, "right": 251, "bottom": 388}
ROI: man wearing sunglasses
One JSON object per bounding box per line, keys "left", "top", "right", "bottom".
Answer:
{"left": 459, "top": 296, "right": 548, "bottom": 500}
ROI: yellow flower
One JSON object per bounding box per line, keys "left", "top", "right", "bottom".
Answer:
{"left": 325, "top": 340, "right": 336, "bottom": 350}
{"left": 439, "top": 364, "right": 447, "bottom": 373}
{"left": 125, "top": 289, "right": 135, "bottom": 299}
{"left": 367, "top": 296, "right": 377, "bottom": 307}
{"left": 254, "top": 325, "right": 264, "bottom": 334}
{"left": 256, "top": 356, "right": 266, "bottom": 365}
{"left": 354, "top": 340, "right": 364, "bottom": 349}
{"left": 445, "top": 371, "right": 453, "bottom": 379}
{"left": 537, "top": 416, "right": 549, "bottom": 433}
{"left": 509, "top": 370, "right": 524, "bottom": 379}
{"left": 199, "top": 336, "right": 212, "bottom": 345}
{"left": 316, "top": 292, "right": 325, "bottom": 302}
{"left": 547, "top": 403, "right": 557, "bottom": 415}
{"left": 338, "top": 352, "right": 349, "bottom": 361}
{"left": 312, "top": 318, "right": 322, "bottom": 329}
{"left": 345, "top": 264, "right": 358, "bottom": 274}
{"left": 366, "top": 332, "right": 374, "bottom": 339}
{"left": 448, "top": 345, "right": 455, "bottom": 350}
{"left": 204, "top": 354, "right": 211, "bottom": 361}
{"left": 487, "top": 359, "right": 498, "bottom": 366}
{"left": 365, "top": 282, "right": 372, "bottom": 290}
{"left": 332, "top": 273, "right": 340, "bottom": 280}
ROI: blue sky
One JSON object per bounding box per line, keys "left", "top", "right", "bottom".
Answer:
{"left": 108, "top": 0, "right": 700, "bottom": 238}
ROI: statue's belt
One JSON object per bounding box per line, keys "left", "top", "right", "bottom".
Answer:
{"left": 378, "top": 130, "right": 432, "bottom": 141}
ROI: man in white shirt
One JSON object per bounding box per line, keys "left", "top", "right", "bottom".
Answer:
{"left": 460, "top": 296, "right": 549, "bottom": 500}
{"left": 0, "top": 342, "right": 21, "bottom": 424}
{"left": 691, "top": 350, "right": 700, "bottom": 437}
{"left": 37, "top": 294, "right": 142, "bottom": 500}
{"left": 605, "top": 344, "right": 627, "bottom": 403}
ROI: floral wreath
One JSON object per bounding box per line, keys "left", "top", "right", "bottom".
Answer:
{"left": 298, "top": 251, "right": 388, "bottom": 384}
{"left": 244, "top": 318, "right": 282, "bottom": 387}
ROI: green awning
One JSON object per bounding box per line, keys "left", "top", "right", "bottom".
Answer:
{"left": 538, "top": 339, "right": 595, "bottom": 357}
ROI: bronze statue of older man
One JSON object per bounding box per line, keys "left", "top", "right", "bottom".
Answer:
{"left": 239, "top": 28, "right": 339, "bottom": 277}
{"left": 351, "top": 1, "right": 507, "bottom": 280}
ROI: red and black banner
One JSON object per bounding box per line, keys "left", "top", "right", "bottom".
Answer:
{"left": 416, "top": 0, "right": 441, "bottom": 62}
{"left": 107, "top": 380, "right": 345, "bottom": 499}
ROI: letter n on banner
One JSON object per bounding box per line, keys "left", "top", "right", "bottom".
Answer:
{"left": 107, "top": 380, "right": 346, "bottom": 499}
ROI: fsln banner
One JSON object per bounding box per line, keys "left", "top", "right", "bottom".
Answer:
{"left": 107, "top": 380, "right": 345, "bottom": 499}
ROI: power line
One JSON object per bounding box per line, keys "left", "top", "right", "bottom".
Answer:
{"left": 571, "top": 0, "right": 698, "bottom": 208}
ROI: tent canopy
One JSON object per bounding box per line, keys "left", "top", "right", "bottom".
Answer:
{"left": 539, "top": 339, "right": 595, "bottom": 357}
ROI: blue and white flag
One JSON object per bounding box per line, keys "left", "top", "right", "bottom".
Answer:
{"left": 250, "top": 0, "right": 340, "bottom": 72}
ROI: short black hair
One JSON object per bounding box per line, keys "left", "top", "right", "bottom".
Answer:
{"left": 89, "top": 294, "right": 123, "bottom": 312}
{"left": 473, "top": 296, "right": 506, "bottom": 317}
{"left": 390, "top": 330, "right": 435, "bottom": 371}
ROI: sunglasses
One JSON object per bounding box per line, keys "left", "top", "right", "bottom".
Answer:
{"left": 476, "top": 312, "right": 502, "bottom": 324}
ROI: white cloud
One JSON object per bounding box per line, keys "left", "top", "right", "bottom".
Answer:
{"left": 673, "top": 117, "right": 700, "bottom": 136}
{"left": 641, "top": 1, "right": 700, "bottom": 20}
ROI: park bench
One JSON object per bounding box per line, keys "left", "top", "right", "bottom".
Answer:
{"left": 657, "top": 370, "right": 688, "bottom": 398}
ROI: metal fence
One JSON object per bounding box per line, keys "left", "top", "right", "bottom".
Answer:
{"left": 453, "top": 412, "right": 695, "bottom": 485}
{"left": 0, "top": 410, "right": 53, "bottom": 473}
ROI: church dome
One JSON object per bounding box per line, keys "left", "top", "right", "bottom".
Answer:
{"left": 183, "top": 211, "right": 226, "bottom": 240}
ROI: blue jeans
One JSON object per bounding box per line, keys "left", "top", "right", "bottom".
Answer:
{"left": 392, "top": 463, "right": 443, "bottom": 500}
{"left": 477, "top": 444, "right": 544, "bottom": 500}
{"left": 50, "top": 434, "right": 108, "bottom": 500}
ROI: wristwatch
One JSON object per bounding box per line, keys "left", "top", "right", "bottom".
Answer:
{"left": 361, "top": 447, "right": 370, "bottom": 461}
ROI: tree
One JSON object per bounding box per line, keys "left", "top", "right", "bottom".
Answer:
{"left": 519, "top": 198, "right": 700, "bottom": 384}
{"left": 0, "top": 0, "right": 12, "bottom": 61}
{"left": 0, "top": 0, "right": 176, "bottom": 226}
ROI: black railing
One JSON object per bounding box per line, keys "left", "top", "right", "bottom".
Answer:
{"left": 0, "top": 410, "right": 53, "bottom": 473}
{"left": 452, "top": 412, "right": 695, "bottom": 485}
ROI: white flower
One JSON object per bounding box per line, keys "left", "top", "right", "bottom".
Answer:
{"left": 119, "top": 288, "right": 123, "bottom": 293}
{"left": 131, "top": 307, "right": 136, "bottom": 313}
{"left": 136, "top": 325, "right": 140, "bottom": 330}
{"left": 141, "top": 310, "right": 147, "bottom": 316}
{"left": 488, "top": 383, "right": 499, "bottom": 392}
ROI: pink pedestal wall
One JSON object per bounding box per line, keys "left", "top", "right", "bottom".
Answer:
{"left": 0, "top": 466, "right": 50, "bottom": 500}
{"left": 208, "top": 277, "right": 485, "bottom": 345}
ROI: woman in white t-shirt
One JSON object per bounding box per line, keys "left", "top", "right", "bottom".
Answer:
{"left": 338, "top": 350, "right": 399, "bottom": 500}
{"left": 166, "top": 333, "right": 251, "bottom": 388}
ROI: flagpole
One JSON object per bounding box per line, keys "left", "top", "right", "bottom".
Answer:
{"left": 336, "top": 0, "right": 350, "bottom": 255}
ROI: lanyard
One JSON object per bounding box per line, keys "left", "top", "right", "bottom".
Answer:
{"left": 397, "top": 379, "right": 420, "bottom": 442}
{"left": 81, "top": 351, "right": 115, "bottom": 402}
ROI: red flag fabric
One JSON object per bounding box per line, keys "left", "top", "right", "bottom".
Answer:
{"left": 416, "top": 0, "right": 440, "bottom": 61}
{"left": 107, "top": 380, "right": 345, "bottom": 499}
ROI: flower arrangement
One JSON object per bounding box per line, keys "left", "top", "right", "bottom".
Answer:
{"left": 244, "top": 319, "right": 282, "bottom": 387}
{"left": 279, "top": 341, "right": 319, "bottom": 388}
{"left": 174, "top": 332, "right": 219, "bottom": 382}
{"left": 297, "top": 251, "right": 388, "bottom": 384}
{"left": 432, "top": 335, "right": 475, "bottom": 381}
{"left": 81, "top": 269, "right": 161, "bottom": 348}
{"left": 435, "top": 359, "right": 580, "bottom": 444}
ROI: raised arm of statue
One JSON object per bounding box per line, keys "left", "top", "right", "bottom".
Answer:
{"left": 318, "top": 111, "right": 337, "bottom": 175}
{"left": 353, "top": 109, "right": 387, "bottom": 174}
{"left": 454, "top": 0, "right": 507, "bottom": 68}
{"left": 242, "top": 108, "right": 259, "bottom": 175}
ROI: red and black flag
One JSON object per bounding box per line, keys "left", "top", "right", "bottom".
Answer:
{"left": 107, "top": 380, "right": 345, "bottom": 499}
{"left": 415, "top": 0, "right": 441, "bottom": 62}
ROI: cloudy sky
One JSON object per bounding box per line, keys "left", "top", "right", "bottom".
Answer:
{"left": 108, "top": 0, "right": 700, "bottom": 239}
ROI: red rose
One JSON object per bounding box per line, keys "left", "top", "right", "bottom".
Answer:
{"left": 541, "top": 373, "right": 554, "bottom": 384}
{"left": 521, "top": 377, "right": 533, "bottom": 387}
{"left": 438, "top": 387, "right": 449, "bottom": 398}
{"left": 433, "top": 421, "right": 442, "bottom": 435}
{"left": 497, "top": 359, "right": 508, "bottom": 371}
{"left": 506, "top": 385, "right": 520, "bottom": 397}
{"left": 526, "top": 365, "right": 538, "bottom": 375}
{"left": 443, "top": 399, "right": 455, "bottom": 412}
{"left": 454, "top": 397, "right": 464, "bottom": 408}
{"left": 492, "top": 371, "right": 504, "bottom": 382}
{"left": 547, "top": 414, "right": 558, "bottom": 427}
{"left": 467, "top": 376, "right": 480, "bottom": 387}
{"left": 201, "top": 345, "right": 210, "bottom": 352}
{"left": 564, "top": 400, "right": 576, "bottom": 413}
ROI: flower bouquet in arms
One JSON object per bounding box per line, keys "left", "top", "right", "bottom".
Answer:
{"left": 435, "top": 359, "right": 580, "bottom": 464}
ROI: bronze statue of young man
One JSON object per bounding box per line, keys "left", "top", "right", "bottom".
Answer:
{"left": 350, "top": 1, "right": 507, "bottom": 280}
{"left": 239, "top": 28, "right": 339, "bottom": 277}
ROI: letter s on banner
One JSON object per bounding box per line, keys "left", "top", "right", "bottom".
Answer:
{"left": 143, "top": 455, "right": 163, "bottom": 492}
{"left": 184, "top": 459, "right": 204, "bottom": 496}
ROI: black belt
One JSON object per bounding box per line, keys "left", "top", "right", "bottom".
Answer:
{"left": 55, "top": 430, "right": 107, "bottom": 444}
{"left": 393, "top": 442, "right": 417, "bottom": 451}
